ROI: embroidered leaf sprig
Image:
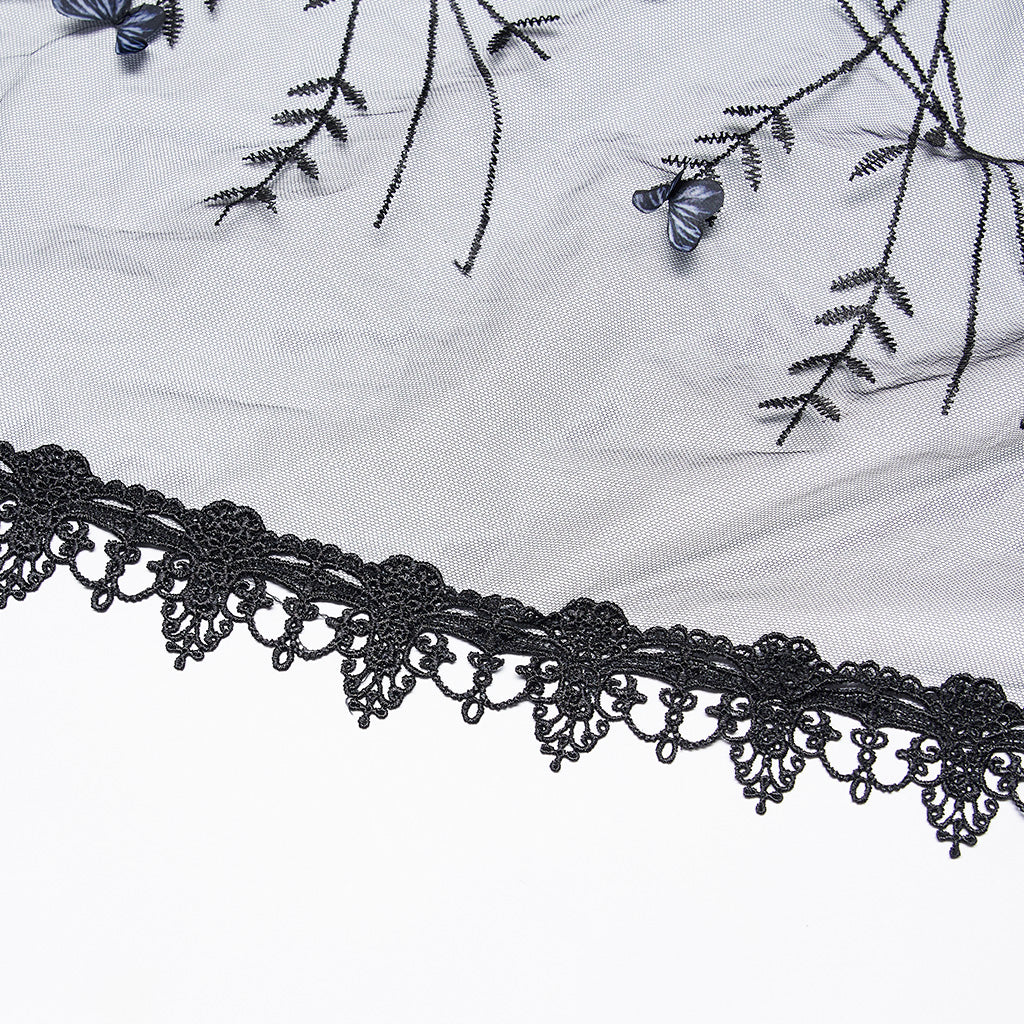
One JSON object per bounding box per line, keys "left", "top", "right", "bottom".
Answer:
{"left": 153, "top": 0, "right": 182, "bottom": 45}
{"left": 650, "top": 5, "right": 910, "bottom": 255}
{"left": 850, "top": 143, "right": 908, "bottom": 180}
{"left": 648, "top": 0, "right": 1024, "bottom": 445}
{"left": 832, "top": 267, "right": 914, "bottom": 316}
{"left": 206, "top": 0, "right": 560, "bottom": 276}
{"left": 205, "top": 0, "right": 365, "bottom": 225}
{"left": 761, "top": 0, "right": 1023, "bottom": 444}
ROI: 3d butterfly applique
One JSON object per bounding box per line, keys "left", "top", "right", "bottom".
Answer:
{"left": 52, "top": 0, "right": 165, "bottom": 55}
{"left": 632, "top": 174, "right": 725, "bottom": 253}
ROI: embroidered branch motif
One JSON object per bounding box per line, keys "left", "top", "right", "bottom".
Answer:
{"left": 205, "top": 0, "right": 560, "bottom": 276}
{"left": 486, "top": 11, "right": 559, "bottom": 57}
{"left": 646, "top": 0, "right": 1024, "bottom": 445}
{"left": 154, "top": 0, "right": 182, "bottom": 46}
{"left": 204, "top": 0, "right": 364, "bottom": 223}
{"left": 2, "top": 440, "right": 1022, "bottom": 857}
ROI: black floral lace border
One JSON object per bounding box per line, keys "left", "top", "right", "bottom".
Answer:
{"left": 2, "top": 440, "right": 1022, "bottom": 856}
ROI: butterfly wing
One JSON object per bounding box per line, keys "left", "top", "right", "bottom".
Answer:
{"left": 632, "top": 180, "right": 675, "bottom": 213}
{"left": 114, "top": 4, "right": 165, "bottom": 53}
{"left": 666, "top": 178, "right": 724, "bottom": 252}
{"left": 52, "top": 0, "right": 130, "bottom": 24}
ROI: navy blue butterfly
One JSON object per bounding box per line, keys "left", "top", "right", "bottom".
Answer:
{"left": 632, "top": 174, "right": 724, "bottom": 252}
{"left": 52, "top": 0, "right": 165, "bottom": 55}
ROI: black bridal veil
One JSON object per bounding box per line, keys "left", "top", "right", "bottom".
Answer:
{"left": 1, "top": 0, "right": 1022, "bottom": 854}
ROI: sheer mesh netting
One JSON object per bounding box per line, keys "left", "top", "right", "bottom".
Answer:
{"left": 0, "top": 0, "right": 1022, "bottom": 854}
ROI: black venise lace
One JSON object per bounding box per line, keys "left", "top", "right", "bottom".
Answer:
{"left": 2, "top": 441, "right": 1022, "bottom": 856}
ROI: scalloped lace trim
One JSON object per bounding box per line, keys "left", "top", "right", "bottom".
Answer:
{"left": 2, "top": 440, "right": 1022, "bottom": 856}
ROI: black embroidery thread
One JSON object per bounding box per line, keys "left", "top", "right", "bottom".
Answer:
{"left": 154, "top": 0, "right": 183, "bottom": 45}
{"left": 206, "top": 0, "right": 560, "bottom": 275}
{"left": 375, "top": 1, "right": 557, "bottom": 275}
{"left": 1, "top": 440, "right": 1021, "bottom": 858}
{"left": 656, "top": 0, "right": 1023, "bottom": 445}
{"left": 373, "top": 0, "right": 440, "bottom": 231}
{"left": 206, "top": 0, "right": 365, "bottom": 224}
{"left": 484, "top": 10, "right": 559, "bottom": 58}
{"left": 447, "top": 0, "right": 503, "bottom": 276}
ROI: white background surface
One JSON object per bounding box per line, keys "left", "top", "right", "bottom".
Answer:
{"left": 0, "top": 567, "right": 1021, "bottom": 1024}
